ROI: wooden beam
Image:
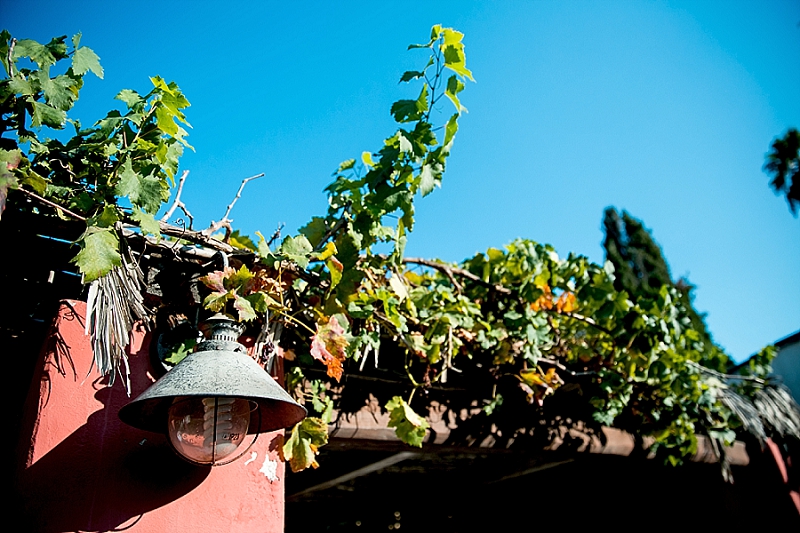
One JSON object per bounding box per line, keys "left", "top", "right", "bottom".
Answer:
{"left": 287, "top": 451, "right": 418, "bottom": 501}
{"left": 326, "top": 408, "right": 750, "bottom": 466}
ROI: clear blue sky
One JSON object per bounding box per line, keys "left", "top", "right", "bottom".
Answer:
{"left": 3, "top": 0, "right": 798, "bottom": 363}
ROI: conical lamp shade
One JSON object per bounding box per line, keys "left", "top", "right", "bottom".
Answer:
{"left": 119, "top": 321, "right": 306, "bottom": 434}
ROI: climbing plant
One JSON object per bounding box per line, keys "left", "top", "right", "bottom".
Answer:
{"left": 0, "top": 30, "right": 190, "bottom": 280}
{"left": 1, "top": 26, "right": 787, "bottom": 477}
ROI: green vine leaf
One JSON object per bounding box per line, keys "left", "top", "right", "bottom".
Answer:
{"left": 277, "top": 234, "right": 313, "bottom": 268}
{"left": 115, "top": 88, "right": 144, "bottom": 108}
{"left": 232, "top": 293, "right": 257, "bottom": 322}
{"left": 72, "top": 227, "right": 121, "bottom": 281}
{"left": 418, "top": 164, "right": 436, "bottom": 197}
{"left": 390, "top": 85, "right": 428, "bottom": 123}
{"left": 13, "top": 38, "right": 58, "bottom": 69}
{"left": 31, "top": 101, "right": 66, "bottom": 128}
{"left": 282, "top": 417, "right": 329, "bottom": 473}
{"left": 72, "top": 45, "right": 104, "bottom": 78}
{"left": 444, "top": 75, "right": 466, "bottom": 112}
{"left": 385, "top": 396, "right": 429, "bottom": 447}
{"left": 399, "top": 70, "right": 424, "bottom": 82}
{"left": 441, "top": 28, "right": 474, "bottom": 81}
{"left": 131, "top": 208, "right": 161, "bottom": 240}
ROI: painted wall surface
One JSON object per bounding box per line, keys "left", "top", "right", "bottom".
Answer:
{"left": 15, "top": 301, "right": 287, "bottom": 533}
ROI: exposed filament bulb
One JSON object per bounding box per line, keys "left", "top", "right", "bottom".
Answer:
{"left": 168, "top": 396, "right": 251, "bottom": 465}
{"left": 203, "top": 397, "right": 240, "bottom": 459}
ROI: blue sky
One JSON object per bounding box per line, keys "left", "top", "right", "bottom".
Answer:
{"left": 3, "top": 1, "right": 798, "bottom": 362}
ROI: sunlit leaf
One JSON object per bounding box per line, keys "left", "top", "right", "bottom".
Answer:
{"left": 282, "top": 417, "right": 329, "bottom": 473}
{"left": 13, "top": 38, "right": 57, "bottom": 69}
{"left": 155, "top": 106, "right": 178, "bottom": 135}
{"left": 72, "top": 46, "right": 104, "bottom": 78}
{"left": 233, "top": 293, "right": 257, "bottom": 322}
{"left": 199, "top": 267, "right": 235, "bottom": 292}
{"left": 310, "top": 316, "right": 349, "bottom": 382}
{"left": 314, "top": 241, "right": 338, "bottom": 261}
{"left": 72, "top": 227, "right": 121, "bottom": 281}
{"left": 116, "top": 89, "right": 144, "bottom": 108}
{"left": 130, "top": 208, "right": 161, "bottom": 240}
{"left": 361, "top": 151, "right": 375, "bottom": 168}
{"left": 385, "top": 396, "right": 429, "bottom": 447}
{"left": 279, "top": 234, "right": 313, "bottom": 268}
{"left": 418, "top": 164, "right": 435, "bottom": 196}
{"left": 326, "top": 256, "right": 343, "bottom": 291}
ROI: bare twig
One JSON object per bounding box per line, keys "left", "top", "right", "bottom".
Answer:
{"left": 204, "top": 173, "right": 265, "bottom": 236}
{"left": 6, "top": 38, "right": 16, "bottom": 77}
{"left": 157, "top": 220, "right": 235, "bottom": 253}
{"left": 161, "top": 170, "right": 191, "bottom": 225}
{"left": 17, "top": 187, "right": 87, "bottom": 221}
{"left": 267, "top": 223, "right": 285, "bottom": 247}
{"left": 20, "top": 181, "right": 236, "bottom": 257}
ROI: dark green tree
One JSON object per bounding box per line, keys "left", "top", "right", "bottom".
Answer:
{"left": 602, "top": 208, "right": 723, "bottom": 365}
{"left": 602, "top": 208, "right": 671, "bottom": 296}
{"left": 764, "top": 128, "right": 799, "bottom": 216}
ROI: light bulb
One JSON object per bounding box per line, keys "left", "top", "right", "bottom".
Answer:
{"left": 168, "top": 396, "right": 251, "bottom": 465}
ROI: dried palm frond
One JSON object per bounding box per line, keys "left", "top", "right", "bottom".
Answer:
{"left": 85, "top": 252, "right": 152, "bottom": 394}
{"left": 720, "top": 387, "right": 767, "bottom": 443}
{"left": 754, "top": 384, "right": 800, "bottom": 440}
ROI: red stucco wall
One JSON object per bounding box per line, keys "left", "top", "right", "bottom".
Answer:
{"left": 16, "top": 301, "right": 286, "bottom": 532}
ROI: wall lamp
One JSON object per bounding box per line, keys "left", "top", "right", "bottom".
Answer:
{"left": 119, "top": 315, "right": 307, "bottom": 465}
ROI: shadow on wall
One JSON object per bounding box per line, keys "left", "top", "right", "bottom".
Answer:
{"left": 14, "top": 305, "right": 211, "bottom": 532}
{"left": 18, "top": 386, "right": 210, "bottom": 531}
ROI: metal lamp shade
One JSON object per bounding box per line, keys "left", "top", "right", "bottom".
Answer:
{"left": 119, "top": 338, "right": 307, "bottom": 434}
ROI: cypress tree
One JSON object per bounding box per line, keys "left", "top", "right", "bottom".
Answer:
{"left": 602, "top": 208, "right": 713, "bottom": 346}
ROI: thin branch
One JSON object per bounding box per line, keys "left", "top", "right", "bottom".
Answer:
{"left": 313, "top": 213, "right": 349, "bottom": 253}
{"left": 18, "top": 178, "right": 237, "bottom": 257}
{"left": 158, "top": 220, "right": 235, "bottom": 253}
{"left": 559, "top": 311, "right": 614, "bottom": 336}
{"left": 17, "top": 188, "right": 87, "bottom": 221}
{"left": 538, "top": 357, "right": 596, "bottom": 377}
{"left": 204, "top": 173, "right": 265, "bottom": 236}
{"left": 161, "top": 170, "right": 190, "bottom": 224}
{"left": 268, "top": 223, "right": 285, "bottom": 247}
{"left": 6, "top": 38, "right": 16, "bottom": 77}
{"left": 403, "top": 257, "right": 505, "bottom": 294}
{"left": 686, "top": 360, "right": 767, "bottom": 384}
{"left": 223, "top": 173, "right": 264, "bottom": 221}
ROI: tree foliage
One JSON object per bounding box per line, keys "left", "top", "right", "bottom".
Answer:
{"left": 764, "top": 128, "right": 799, "bottom": 216}
{"left": 2, "top": 27, "right": 789, "bottom": 476}
{"left": 601, "top": 207, "right": 726, "bottom": 369}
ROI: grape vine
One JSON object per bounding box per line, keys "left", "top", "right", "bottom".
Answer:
{"left": 1, "top": 26, "right": 787, "bottom": 478}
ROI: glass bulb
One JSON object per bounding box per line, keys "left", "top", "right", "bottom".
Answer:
{"left": 168, "top": 396, "right": 251, "bottom": 465}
